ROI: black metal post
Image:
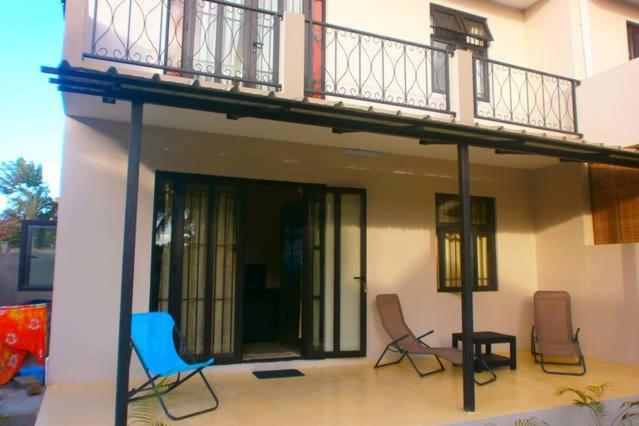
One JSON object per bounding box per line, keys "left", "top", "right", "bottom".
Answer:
{"left": 114, "top": 100, "right": 144, "bottom": 426}
{"left": 458, "top": 143, "right": 475, "bottom": 412}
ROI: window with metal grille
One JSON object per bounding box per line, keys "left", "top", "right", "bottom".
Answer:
{"left": 589, "top": 163, "right": 639, "bottom": 245}
{"left": 435, "top": 193, "right": 497, "bottom": 292}
{"left": 430, "top": 4, "right": 492, "bottom": 99}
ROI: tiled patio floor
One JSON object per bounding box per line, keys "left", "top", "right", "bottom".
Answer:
{"left": 36, "top": 352, "right": 639, "bottom": 425}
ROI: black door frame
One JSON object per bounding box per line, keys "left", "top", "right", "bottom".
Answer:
{"left": 150, "top": 171, "right": 367, "bottom": 364}
{"left": 323, "top": 187, "right": 367, "bottom": 359}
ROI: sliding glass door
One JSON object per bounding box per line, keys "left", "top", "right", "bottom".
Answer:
{"left": 150, "top": 174, "right": 243, "bottom": 362}
{"left": 305, "top": 188, "right": 367, "bottom": 358}
{"left": 151, "top": 173, "right": 366, "bottom": 362}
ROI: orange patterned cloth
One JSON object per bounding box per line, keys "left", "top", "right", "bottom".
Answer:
{"left": 0, "top": 304, "right": 48, "bottom": 385}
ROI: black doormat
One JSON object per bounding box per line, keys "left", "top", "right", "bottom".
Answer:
{"left": 252, "top": 369, "right": 305, "bottom": 379}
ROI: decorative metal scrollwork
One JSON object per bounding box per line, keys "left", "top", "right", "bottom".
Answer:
{"left": 305, "top": 21, "right": 452, "bottom": 114}
{"left": 87, "top": 0, "right": 283, "bottom": 88}
{"left": 474, "top": 58, "right": 579, "bottom": 134}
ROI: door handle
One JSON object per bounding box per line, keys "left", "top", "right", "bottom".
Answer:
{"left": 252, "top": 41, "right": 264, "bottom": 53}
{"left": 354, "top": 276, "right": 367, "bottom": 293}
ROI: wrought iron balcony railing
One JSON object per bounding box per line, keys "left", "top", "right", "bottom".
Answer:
{"left": 305, "top": 21, "right": 453, "bottom": 114}
{"left": 473, "top": 58, "right": 579, "bottom": 134}
{"left": 86, "top": 0, "right": 282, "bottom": 88}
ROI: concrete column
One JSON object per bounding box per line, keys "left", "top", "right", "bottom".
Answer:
{"left": 278, "top": 12, "right": 306, "bottom": 99}
{"left": 450, "top": 49, "right": 475, "bottom": 126}
{"left": 62, "top": 0, "right": 88, "bottom": 67}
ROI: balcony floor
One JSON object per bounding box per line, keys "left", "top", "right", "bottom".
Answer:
{"left": 36, "top": 352, "right": 639, "bottom": 426}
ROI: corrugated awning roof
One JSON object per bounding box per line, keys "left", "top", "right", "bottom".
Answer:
{"left": 42, "top": 61, "right": 639, "bottom": 169}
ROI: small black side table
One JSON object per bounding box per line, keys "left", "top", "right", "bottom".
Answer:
{"left": 452, "top": 331, "right": 517, "bottom": 371}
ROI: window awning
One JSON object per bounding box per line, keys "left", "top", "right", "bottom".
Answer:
{"left": 431, "top": 4, "right": 493, "bottom": 49}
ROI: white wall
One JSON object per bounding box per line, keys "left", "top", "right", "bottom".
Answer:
{"left": 533, "top": 162, "right": 639, "bottom": 365}
{"left": 524, "top": 0, "right": 582, "bottom": 78}
{"left": 48, "top": 115, "right": 154, "bottom": 383}
{"left": 589, "top": 0, "right": 639, "bottom": 75}
{"left": 49, "top": 115, "right": 540, "bottom": 383}
{"left": 577, "top": 58, "right": 639, "bottom": 147}
{"left": 326, "top": 0, "right": 528, "bottom": 65}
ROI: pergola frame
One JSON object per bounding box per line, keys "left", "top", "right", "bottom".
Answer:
{"left": 43, "top": 62, "right": 639, "bottom": 425}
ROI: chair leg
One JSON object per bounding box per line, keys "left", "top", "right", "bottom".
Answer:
{"left": 539, "top": 354, "right": 587, "bottom": 376}
{"left": 474, "top": 357, "right": 497, "bottom": 386}
{"left": 129, "top": 368, "right": 219, "bottom": 421}
{"left": 405, "top": 354, "right": 446, "bottom": 378}
{"left": 374, "top": 344, "right": 407, "bottom": 369}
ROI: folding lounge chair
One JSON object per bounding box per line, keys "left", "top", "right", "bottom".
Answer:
{"left": 531, "top": 291, "right": 586, "bottom": 376}
{"left": 374, "top": 294, "right": 496, "bottom": 386}
{"left": 129, "top": 312, "right": 219, "bottom": 421}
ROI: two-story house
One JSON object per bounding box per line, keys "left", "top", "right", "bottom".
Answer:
{"left": 37, "top": 0, "right": 639, "bottom": 424}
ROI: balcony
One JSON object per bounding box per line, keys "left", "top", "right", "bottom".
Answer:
{"left": 82, "top": 0, "right": 579, "bottom": 134}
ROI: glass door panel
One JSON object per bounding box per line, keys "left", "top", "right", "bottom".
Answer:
{"left": 151, "top": 177, "right": 173, "bottom": 313}
{"left": 150, "top": 174, "right": 242, "bottom": 363}
{"left": 323, "top": 193, "right": 335, "bottom": 352}
{"left": 211, "top": 185, "right": 240, "bottom": 357}
{"left": 338, "top": 193, "right": 363, "bottom": 352}
{"left": 302, "top": 185, "right": 325, "bottom": 357}
{"left": 309, "top": 188, "right": 366, "bottom": 357}
{"left": 180, "top": 182, "right": 209, "bottom": 357}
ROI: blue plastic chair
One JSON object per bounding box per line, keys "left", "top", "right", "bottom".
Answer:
{"left": 129, "top": 312, "right": 219, "bottom": 420}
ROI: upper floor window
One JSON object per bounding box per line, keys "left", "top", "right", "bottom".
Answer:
{"left": 589, "top": 163, "right": 639, "bottom": 245}
{"left": 430, "top": 4, "right": 492, "bottom": 99}
{"left": 435, "top": 194, "right": 497, "bottom": 292}
{"left": 629, "top": 21, "right": 639, "bottom": 60}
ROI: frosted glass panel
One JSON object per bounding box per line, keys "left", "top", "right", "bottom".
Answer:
{"left": 323, "top": 193, "right": 335, "bottom": 352}
{"left": 339, "top": 193, "right": 362, "bottom": 351}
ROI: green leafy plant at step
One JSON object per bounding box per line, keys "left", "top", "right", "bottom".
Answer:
{"left": 484, "top": 417, "right": 548, "bottom": 426}
{"left": 557, "top": 383, "right": 639, "bottom": 426}
{"left": 514, "top": 418, "right": 549, "bottom": 426}
{"left": 128, "top": 379, "right": 170, "bottom": 426}
{"left": 557, "top": 383, "right": 610, "bottom": 426}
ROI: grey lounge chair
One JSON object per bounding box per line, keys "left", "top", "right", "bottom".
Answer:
{"left": 531, "top": 291, "right": 586, "bottom": 376}
{"left": 375, "top": 294, "right": 496, "bottom": 385}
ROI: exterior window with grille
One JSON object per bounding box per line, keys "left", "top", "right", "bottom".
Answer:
{"left": 430, "top": 4, "right": 492, "bottom": 99}
{"left": 435, "top": 194, "right": 497, "bottom": 292}
{"left": 589, "top": 163, "right": 639, "bottom": 244}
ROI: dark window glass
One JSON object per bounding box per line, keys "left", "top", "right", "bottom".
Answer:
{"left": 435, "top": 194, "right": 497, "bottom": 292}
{"left": 430, "top": 4, "right": 491, "bottom": 100}
{"left": 18, "top": 221, "right": 56, "bottom": 291}
{"left": 629, "top": 21, "right": 639, "bottom": 60}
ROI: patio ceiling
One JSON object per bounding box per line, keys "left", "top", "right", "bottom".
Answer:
{"left": 43, "top": 62, "right": 639, "bottom": 170}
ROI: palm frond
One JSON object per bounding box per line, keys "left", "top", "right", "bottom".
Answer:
{"left": 611, "top": 400, "right": 639, "bottom": 426}
{"left": 127, "top": 379, "right": 170, "bottom": 426}
{"left": 557, "top": 384, "right": 611, "bottom": 426}
{"left": 514, "top": 417, "right": 549, "bottom": 426}
{"left": 129, "top": 397, "right": 164, "bottom": 425}
{"left": 586, "top": 383, "right": 611, "bottom": 399}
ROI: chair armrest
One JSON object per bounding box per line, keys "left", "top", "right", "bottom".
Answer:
{"left": 388, "top": 334, "right": 410, "bottom": 347}
{"left": 573, "top": 328, "right": 581, "bottom": 342}
{"left": 416, "top": 330, "right": 435, "bottom": 347}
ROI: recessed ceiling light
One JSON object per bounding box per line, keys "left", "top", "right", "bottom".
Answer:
{"left": 343, "top": 148, "right": 383, "bottom": 158}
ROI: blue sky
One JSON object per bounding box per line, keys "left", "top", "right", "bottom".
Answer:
{"left": 0, "top": 2, "right": 65, "bottom": 209}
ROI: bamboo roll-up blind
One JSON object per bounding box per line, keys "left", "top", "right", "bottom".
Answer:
{"left": 589, "top": 163, "right": 639, "bottom": 244}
